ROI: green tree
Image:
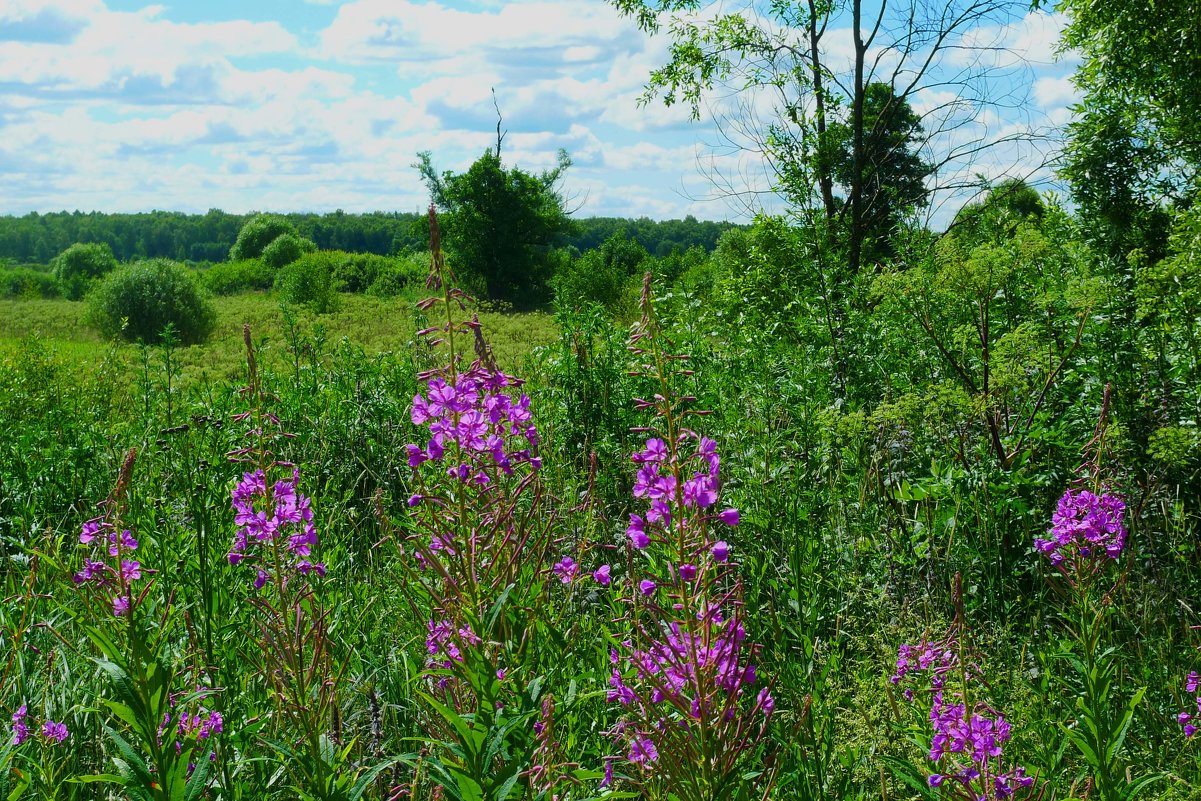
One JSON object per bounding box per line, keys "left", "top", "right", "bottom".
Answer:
{"left": 86, "top": 259, "right": 216, "bottom": 345}
{"left": 609, "top": 0, "right": 1038, "bottom": 276}
{"left": 53, "top": 242, "right": 118, "bottom": 300}
{"left": 417, "top": 148, "right": 574, "bottom": 306}
{"left": 261, "top": 233, "right": 317, "bottom": 270}
{"left": 1054, "top": 0, "right": 1200, "bottom": 263}
{"left": 230, "top": 214, "right": 298, "bottom": 261}
{"left": 823, "top": 82, "right": 932, "bottom": 265}
{"left": 553, "top": 230, "right": 649, "bottom": 314}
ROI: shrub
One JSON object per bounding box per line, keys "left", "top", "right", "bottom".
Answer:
{"left": 201, "top": 259, "right": 275, "bottom": 296}
{"left": 86, "top": 259, "right": 216, "bottom": 344}
{"left": 329, "top": 252, "right": 388, "bottom": 293}
{"left": 553, "top": 233, "right": 646, "bottom": 316}
{"left": 261, "top": 233, "right": 316, "bottom": 270}
{"left": 229, "top": 214, "right": 297, "bottom": 261}
{"left": 53, "top": 242, "right": 118, "bottom": 300}
{"left": 275, "top": 252, "right": 339, "bottom": 313}
{"left": 0, "top": 267, "right": 61, "bottom": 299}
{"left": 366, "top": 253, "right": 426, "bottom": 297}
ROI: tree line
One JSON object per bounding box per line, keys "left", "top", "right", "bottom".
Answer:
{"left": 0, "top": 209, "right": 737, "bottom": 267}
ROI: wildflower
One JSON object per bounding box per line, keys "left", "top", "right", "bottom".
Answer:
{"left": 593, "top": 564, "right": 611, "bottom": 587}
{"left": 893, "top": 634, "right": 1032, "bottom": 798}
{"left": 227, "top": 468, "right": 324, "bottom": 585}
{"left": 1180, "top": 672, "right": 1201, "bottom": 738}
{"left": 628, "top": 735, "right": 658, "bottom": 765}
{"left": 11, "top": 705, "right": 28, "bottom": 746}
{"left": 677, "top": 563, "right": 697, "bottom": 582}
{"left": 718, "top": 508, "right": 740, "bottom": 526}
{"left": 712, "top": 540, "right": 730, "bottom": 563}
{"left": 638, "top": 579, "right": 656, "bottom": 596}
{"left": 553, "top": 557, "right": 579, "bottom": 584}
{"left": 41, "top": 720, "right": 69, "bottom": 744}
{"left": 1035, "top": 489, "right": 1126, "bottom": 567}
{"left": 627, "top": 515, "right": 650, "bottom": 549}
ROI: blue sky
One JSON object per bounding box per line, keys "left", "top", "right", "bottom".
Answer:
{"left": 0, "top": 0, "right": 1079, "bottom": 221}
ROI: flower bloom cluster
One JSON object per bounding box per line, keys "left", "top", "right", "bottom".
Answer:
{"left": 11, "top": 705, "right": 69, "bottom": 746}
{"left": 625, "top": 437, "right": 739, "bottom": 551}
{"left": 893, "top": 638, "right": 1033, "bottom": 799}
{"left": 74, "top": 517, "right": 142, "bottom": 616}
{"left": 407, "top": 367, "right": 540, "bottom": 482}
{"left": 1035, "top": 489, "right": 1126, "bottom": 567}
{"left": 608, "top": 426, "right": 771, "bottom": 782}
{"left": 227, "top": 468, "right": 325, "bottom": 586}
{"left": 891, "top": 640, "right": 958, "bottom": 701}
{"left": 155, "top": 690, "right": 223, "bottom": 775}
{"left": 608, "top": 608, "right": 772, "bottom": 742}
{"left": 1179, "top": 671, "right": 1200, "bottom": 738}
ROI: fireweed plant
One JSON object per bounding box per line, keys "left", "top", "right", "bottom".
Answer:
{"left": 2, "top": 703, "right": 72, "bottom": 798}
{"left": 224, "top": 325, "right": 369, "bottom": 801}
{"left": 887, "top": 578, "right": 1035, "bottom": 800}
{"left": 1034, "top": 388, "right": 1160, "bottom": 801}
{"left": 385, "top": 207, "right": 574, "bottom": 799}
{"left": 602, "top": 273, "right": 775, "bottom": 801}
{"left": 69, "top": 448, "right": 225, "bottom": 801}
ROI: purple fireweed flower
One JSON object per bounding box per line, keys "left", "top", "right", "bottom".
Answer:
{"left": 594, "top": 564, "right": 611, "bottom": 587}
{"left": 112, "top": 595, "right": 130, "bottom": 616}
{"left": 628, "top": 735, "right": 658, "bottom": 765}
{"left": 677, "top": 563, "right": 697, "bottom": 582}
{"left": 11, "top": 705, "right": 28, "bottom": 746}
{"left": 553, "top": 557, "right": 579, "bottom": 584}
{"left": 718, "top": 508, "right": 740, "bottom": 526}
{"left": 638, "top": 580, "right": 657, "bottom": 596}
{"left": 1037, "top": 488, "right": 1126, "bottom": 568}
{"left": 406, "top": 368, "right": 540, "bottom": 476}
{"left": 41, "top": 720, "right": 69, "bottom": 744}
{"left": 1180, "top": 671, "right": 1201, "bottom": 738}
{"left": 894, "top": 634, "right": 1032, "bottom": 798}
{"left": 627, "top": 514, "right": 650, "bottom": 549}
{"left": 712, "top": 541, "right": 730, "bottom": 563}
{"left": 228, "top": 468, "right": 322, "bottom": 585}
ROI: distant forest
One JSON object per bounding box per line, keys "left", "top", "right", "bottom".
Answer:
{"left": 0, "top": 210, "right": 738, "bottom": 265}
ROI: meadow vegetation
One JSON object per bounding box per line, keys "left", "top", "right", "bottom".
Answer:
{"left": 2, "top": 0, "right": 1201, "bottom": 798}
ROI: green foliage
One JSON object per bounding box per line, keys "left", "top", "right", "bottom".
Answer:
{"left": 873, "top": 204, "right": 1101, "bottom": 470}
{"left": 85, "top": 258, "right": 216, "bottom": 344}
{"left": 229, "top": 214, "right": 298, "bottom": 261}
{"left": 53, "top": 242, "right": 119, "bottom": 300}
{"left": 326, "top": 250, "right": 426, "bottom": 296}
{"left": 1057, "top": 0, "right": 1200, "bottom": 264}
{"left": 418, "top": 149, "right": 574, "bottom": 306}
{"left": 200, "top": 258, "right": 275, "bottom": 295}
{"left": 822, "top": 82, "right": 932, "bottom": 264}
{"left": 552, "top": 230, "right": 648, "bottom": 315}
{"left": 0, "top": 266, "right": 61, "bottom": 299}
{"left": 261, "top": 233, "right": 317, "bottom": 270}
{"left": 275, "top": 251, "right": 340, "bottom": 313}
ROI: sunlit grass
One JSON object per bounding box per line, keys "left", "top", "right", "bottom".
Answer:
{"left": 0, "top": 292, "right": 558, "bottom": 388}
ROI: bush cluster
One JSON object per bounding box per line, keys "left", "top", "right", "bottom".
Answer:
{"left": 85, "top": 258, "right": 216, "bottom": 344}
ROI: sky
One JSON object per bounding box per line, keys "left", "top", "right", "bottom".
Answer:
{"left": 0, "top": 0, "right": 1080, "bottom": 222}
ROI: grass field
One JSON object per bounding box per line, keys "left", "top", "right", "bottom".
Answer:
{"left": 0, "top": 292, "right": 559, "bottom": 388}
